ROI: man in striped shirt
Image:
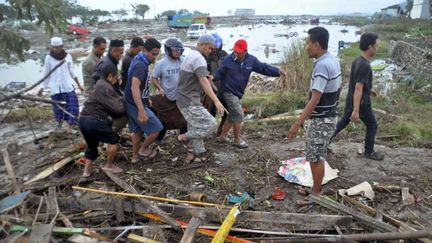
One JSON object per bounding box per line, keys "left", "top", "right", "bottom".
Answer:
{"left": 288, "top": 27, "right": 341, "bottom": 204}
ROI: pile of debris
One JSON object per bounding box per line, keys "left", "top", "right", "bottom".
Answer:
{"left": 1, "top": 137, "right": 432, "bottom": 242}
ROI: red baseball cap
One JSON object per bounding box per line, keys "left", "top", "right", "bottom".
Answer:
{"left": 232, "top": 39, "right": 247, "bottom": 53}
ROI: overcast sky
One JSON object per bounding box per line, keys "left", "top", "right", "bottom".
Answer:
{"left": 77, "top": 0, "right": 402, "bottom": 16}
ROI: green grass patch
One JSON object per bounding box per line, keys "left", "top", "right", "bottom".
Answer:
{"left": 242, "top": 92, "right": 307, "bottom": 118}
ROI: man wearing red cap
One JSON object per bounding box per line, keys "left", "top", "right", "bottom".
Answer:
{"left": 215, "top": 39, "right": 284, "bottom": 148}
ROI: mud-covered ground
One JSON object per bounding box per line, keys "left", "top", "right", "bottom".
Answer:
{"left": 1, "top": 114, "right": 432, "bottom": 241}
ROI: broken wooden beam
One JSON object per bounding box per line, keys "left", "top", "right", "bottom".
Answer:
{"left": 259, "top": 228, "right": 432, "bottom": 242}
{"left": 309, "top": 194, "right": 397, "bottom": 232}
{"left": 112, "top": 197, "right": 125, "bottom": 225}
{"left": 180, "top": 217, "right": 201, "bottom": 243}
{"left": 102, "top": 170, "right": 181, "bottom": 230}
{"left": 24, "top": 156, "right": 74, "bottom": 185}
{"left": 55, "top": 197, "right": 352, "bottom": 230}
{"left": 342, "top": 195, "right": 432, "bottom": 243}
{"left": 2, "top": 147, "right": 21, "bottom": 194}
{"left": 28, "top": 224, "right": 54, "bottom": 243}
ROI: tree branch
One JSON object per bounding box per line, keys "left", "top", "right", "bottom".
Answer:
{"left": 0, "top": 59, "right": 66, "bottom": 103}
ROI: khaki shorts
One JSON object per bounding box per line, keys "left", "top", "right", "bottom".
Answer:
{"left": 223, "top": 92, "right": 244, "bottom": 123}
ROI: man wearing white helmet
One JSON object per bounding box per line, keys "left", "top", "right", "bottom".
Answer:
{"left": 39, "top": 37, "right": 84, "bottom": 131}
{"left": 151, "top": 38, "right": 187, "bottom": 143}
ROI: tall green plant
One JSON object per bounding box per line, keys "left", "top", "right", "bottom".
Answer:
{"left": 275, "top": 39, "right": 313, "bottom": 93}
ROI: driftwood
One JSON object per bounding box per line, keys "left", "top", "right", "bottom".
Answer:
{"left": 309, "top": 194, "right": 397, "bottom": 232}
{"left": 127, "top": 233, "right": 161, "bottom": 243}
{"left": 102, "top": 170, "right": 181, "bottom": 230}
{"left": 0, "top": 60, "right": 66, "bottom": 103}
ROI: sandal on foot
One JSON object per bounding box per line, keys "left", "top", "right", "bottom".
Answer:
{"left": 82, "top": 171, "right": 92, "bottom": 178}
{"left": 296, "top": 197, "right": 315, "bottom": 206}
{"left": 185, "top": 152, "right": 205, "bottom": 163}
{"left": 101, "top": 165, "right": 123, "bottom": 173}
{"left": 138, "top": 149, "right": 158, "bottom": 160}
{"left": 298, "top": 186, "right": 311, "bottom": 196}
{"left": 216, "top": 137, "right": 231, "bottom": 143}
{"left": 233, "top": 140, "right": 248, "bottom": 149}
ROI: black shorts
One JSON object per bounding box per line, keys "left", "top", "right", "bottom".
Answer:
{"left": 79, "top": 116, "right": 119, "bottom": 160}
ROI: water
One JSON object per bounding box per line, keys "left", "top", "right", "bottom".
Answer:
{"left": 0, "top": 22, "right": 359, "bottom": 88}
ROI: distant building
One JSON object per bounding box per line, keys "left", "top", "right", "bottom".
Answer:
{"left": 381, "top": 2, "right": 407, "bottom": 18}
{"left": 411, "top": 0, "right": 431, "bottom": 19}
{"left": 234, "top": 9, "right": 255, "bottom": 17}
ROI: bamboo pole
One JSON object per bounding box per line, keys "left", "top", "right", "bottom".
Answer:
{"left": 212, "top": 206, "right": 240, "bottom": 243}
{"left": 72, "top": 186, "right": 230, "bottom": 208}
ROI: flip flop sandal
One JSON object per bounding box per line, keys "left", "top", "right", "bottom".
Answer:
{"left": 298, "top": 186, "right": 311, "bottom": 196}
{"left": 101, "top": 165, "right": 123, "bottom": 173}
{"left": 139, "top": 149, "right": 158, "bottom": 160}
{"left": 216, "top": 137, "right": 231, "bottom": 143}
{"left": 233, "top": 140, "right": 248, "bottom": 149}
{"left": 296, "top": 197, "right": 315, "bottom": 206}
{"left": 82, "top": 172, "right": 92, "bottom": 178}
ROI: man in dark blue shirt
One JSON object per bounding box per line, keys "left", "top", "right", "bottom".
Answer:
{"left": 124, "top": 38, "right": 163, "bottom": 163}
{"left": 215, "top": 39, "right": 284, "bottom": 148}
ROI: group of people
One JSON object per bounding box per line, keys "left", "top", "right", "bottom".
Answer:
{"left": 40, "top": 27, "right": 384, "bottom": 199}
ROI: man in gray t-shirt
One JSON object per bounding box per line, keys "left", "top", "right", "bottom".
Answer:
{"left": 288, "top": 27, "right": 341, "bottom": 205}
{"left": 176, "top": 34, "right": 226, "bottom": 163}
{"left": 151, "top": 38, "right": 184, "bottom": 101}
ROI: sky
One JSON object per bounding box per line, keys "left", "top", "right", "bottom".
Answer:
{"left": 77, "top": 0, "right": 402, "bottom": 16}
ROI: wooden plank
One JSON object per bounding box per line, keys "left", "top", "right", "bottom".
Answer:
{"left": 112, "top": 197, "right": 125, "bottom": 225}
{"left": 309, "top": 194, "right": 397, "bottom": 232}
{"left": 2, "top": 148, "right": 21, "bottom": 194}
{"left": 24, "top": 156, "right": 73, "bottom": 185}
{"left": 102, "top": 170, "right": 181, "bottom": 230}
{"left": 127, "top": 233, "right": 161, "bottom": 243}
{"left": 55, "top": 197, "right": 352, "bottom": 230}
{"left": 28, "top": 224, "right": 54, "bottom": 243}
{"left": 46, "top": 187, "right": 58, "bottom": 223}
{"left": 260, "top": 229, "right": 432, "bottom": 242}
{"left": 342, "top": 196, "right": 432, "bottom": 243}
{"left": 180, "top": 217, "right": 201, "bottom": 243}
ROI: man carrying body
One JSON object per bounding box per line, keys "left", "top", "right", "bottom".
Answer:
{"left": 215, "top": 39, "right": 283, "bottom": 148}
{"left": 151, "top": 38, "right": 187, "bottom": 143}
{"left": 176, "top": 34, "right": 226, "bottom": 163}
{"left": 82, "top": 37, "right": 106, "bottom": 93}
{"left": 93, "top": 39, "right": 124, "bottom": 94}
{"left": 125, "top": 38, "right": 163, "bottom": 163}
{"left": 120, "top": 37, "right": 144, "bottom": 92}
